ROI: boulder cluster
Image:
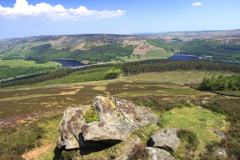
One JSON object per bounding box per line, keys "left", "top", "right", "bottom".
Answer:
{"left": 57, "top": 96, "right": 159, "bottom": 149}
{"left": 57, "top": 96, "right": 228, "bottom": 159}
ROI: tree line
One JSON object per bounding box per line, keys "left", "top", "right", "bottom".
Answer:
{"left": 105, "top": 67, "right": 121, "bottom": 79}
{"left": 2, "top": 60, "right": 240, "bottom": 89}
{"left": 0, "top": 63, "right": 121, "bottom": 88}
{"left": 122, "top": 60, "right": 240, "bottom": 76}
{"left": 199, "top": 74, "right": 240, "bottom": 91}
{"left": 0, "top": 66, "right": 56, "bottom": 79}
{"left": 0, "top": 57, "right": 21, "bottom": 60}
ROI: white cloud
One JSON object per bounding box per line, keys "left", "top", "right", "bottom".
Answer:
{"left": 191, "top": 2, "right": 203, "bottom": 6}
{"left": 0, "top": 0, "right": 126, "bottom": 21}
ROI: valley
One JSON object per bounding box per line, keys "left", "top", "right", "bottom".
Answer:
{"left": 0, "top": 30, "right": 240, "bottom": 160}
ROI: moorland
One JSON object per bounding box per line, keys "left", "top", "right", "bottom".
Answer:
{"left": 0, "top": 30, "right": 240, "bottom": 160}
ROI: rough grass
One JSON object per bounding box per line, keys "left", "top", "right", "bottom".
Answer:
{"left": 0, "top": 113, "right": 62, "bottom": 159}
{"left": 128, "top": 143, "right": 149, "bottom": 160}
{"left": 132, "top": 123, "right": 160, "bottom": 144}
{"left": 160, "top": 106, "right": 228, "bottom": 159}
{"left": 0, "top": 71, "right": 239, "bottom": 159}
{"left": 32, "top": 115, "right": 63, "bottom": 160}
{"left": 217, "top": 90, "right": 240, "bottom": 95}
{"left": 177, "top": 129, "right": 200, "bottom": 151}
{"left": 0, "top": 85, "right": 105, "bottom": 119}
{"left": 0, "top": 81, "right": 217, "bottom": 119}
{"left": 127, "top": 71, "right": 234, "bottom": 84}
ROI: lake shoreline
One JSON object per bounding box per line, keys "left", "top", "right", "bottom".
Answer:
{"left": 45, "top": 54, "right": 240, "bottom": 68}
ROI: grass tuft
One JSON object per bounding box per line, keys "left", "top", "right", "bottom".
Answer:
{"left": 177, "top": 129, "right": 200, "bottom": 151}
{"left": 128, "top": 144, "right": 149, "bottom": 160}
{"left": 84, "top": 106, "right": 99, "bottom": 123}
{"left": 0, "top": 124, "right": 45, "bottom": 157}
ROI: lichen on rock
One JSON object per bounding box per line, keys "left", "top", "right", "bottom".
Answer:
{"left": 150, "top": 128, "right": 180, "bottom": 153}
{"left": 57, "top": 96, "right": 160, "bottom": 150}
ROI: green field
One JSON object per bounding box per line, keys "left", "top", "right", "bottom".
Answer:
{"left": 0, "top": 59, "right": 61, "bottom": 68}
{"left": 145, "top": 49, "right": 170, "bottom": 58}
{"left": 119, "top": 49, "right": 171, "bottom": 63}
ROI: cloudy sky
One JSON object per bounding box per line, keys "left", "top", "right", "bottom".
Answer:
{"left": 0, "top": 0, "right": 239, "bottom": 39}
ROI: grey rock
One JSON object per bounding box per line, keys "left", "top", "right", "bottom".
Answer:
{"left": 82, "top": 119, "right": 140, "bottom": 142}
{"left": 116, "top": 136, "right": 141, "bottom": 160}
{"left": 57, "top": 105, "right": 91, "bottom": 149}
{"left": 57, "top": 96, "right": 159, "bottom": 150}
{"left": 82, "top": 96, "right": 159, "bottom": 142}
{"left": 211, "top": 129, "right": 227, "bottom": 139}
{"left": 150, "top": 128, "right": 180, "bottom": 152}
{"left": 146, "top": 147, "right": 176, "bottom": 160}
{"left": 214, "top": 148, "right": 228, "bottom": 157}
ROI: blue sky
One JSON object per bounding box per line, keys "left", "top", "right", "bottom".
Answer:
{"left": 0, "top": 0, "right": 240, "bottom": 39}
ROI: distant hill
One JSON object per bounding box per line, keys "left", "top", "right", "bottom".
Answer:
{"left": 164, "top": 29, "right": 240, "bottom": 37}
{"left": 132, "top": 29, "right": 240, "bottom": 37}
{"left": 1, "top": 29, "right": 240, "bottom": 64}
{"left": 131, "top": 31, "right": 174, "bottom": 35}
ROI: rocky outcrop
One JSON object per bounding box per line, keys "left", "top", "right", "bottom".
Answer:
{"left": 150, "top": 128, "right": 180, "bottom": 152}
{"left": 211, "top": 128, "right": 227, "bottom": 139}
{"left": 146, "top": 147, "right": 176, "bottom": 160}
{"left": 57, "top": 105, "right": 91, "bottom": 149}
{"left": 57, "top": 96, "right": 159, "bottom": 150}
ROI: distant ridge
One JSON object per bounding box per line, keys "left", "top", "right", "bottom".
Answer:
{"left": 131, "top": 30, "right": 223, "bottom": 35}
{"left": 131, "top": 29, "right": 240, "bottom": 37}
{"left": 163, "top": 29, "right": 240, "bottom": 37}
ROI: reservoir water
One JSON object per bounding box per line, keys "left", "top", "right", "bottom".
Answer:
{"left": 50, "top": 54, "right": 240, "bottom": 68}
{"left": 168, "top": 54, "right": 200, "bottom": 60}
{"left": 51, "top": 55, "right": 202, "bottom": 68}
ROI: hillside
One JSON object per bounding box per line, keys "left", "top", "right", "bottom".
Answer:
{"left": 0, "top": 65, "right": 239, "bottom": 159}
{"left": 1, "top": 29, "right": 240, "bottom": 64}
